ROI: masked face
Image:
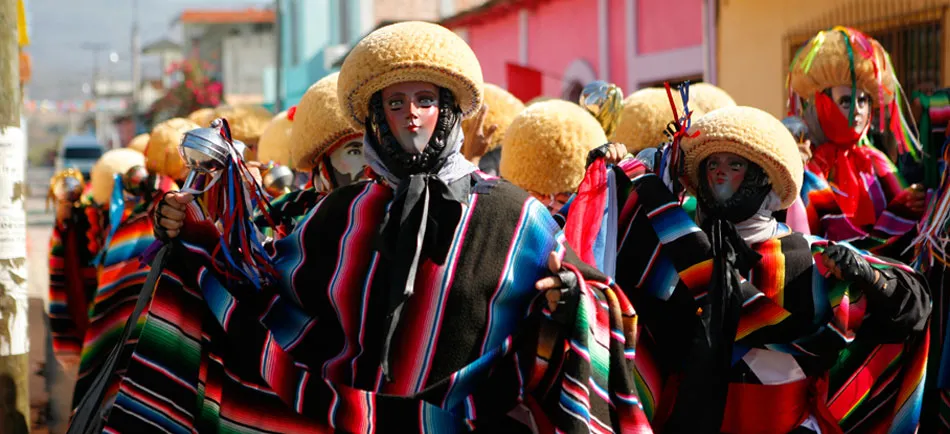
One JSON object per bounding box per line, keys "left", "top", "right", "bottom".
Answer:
{"left": 328, "top": 140, "right": 366, "bottom": 187}
{"left": 381, "top": 81, "right": 440, "bottom": 154}
{"left": 704, "top": 152, "right": 749, "bottom": 203}
{"left": 829, "top": 86, "right": 871, "bottom": 135}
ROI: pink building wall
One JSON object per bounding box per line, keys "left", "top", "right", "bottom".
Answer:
{"left": 526, "top": 0, "right": 599, "bottom": 96}
{"left": 447, "top": 0, "right": 707, "bottom": 99}
{"left": 637, "top": 0, "right": 703, "bottom": 54}
{"left": 465, "top": 12, "right": 520, "bottom": 88}
{"left": 609, "top": 0, "right": 628, "bottom": 86}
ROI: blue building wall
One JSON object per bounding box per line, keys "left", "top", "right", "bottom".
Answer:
{"left": 263, "top": 0, "right": 367, "bottom": 110}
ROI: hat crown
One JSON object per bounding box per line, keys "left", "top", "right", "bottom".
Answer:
{"left": 338, "top": 21, "right": 484, "bottom": 130}
{"left": 501, "top": 100, "right": 607, "bottom": 195}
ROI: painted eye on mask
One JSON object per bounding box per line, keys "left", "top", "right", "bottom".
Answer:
{"left": 388, "top": 99, "right": 404, "bottom": 110}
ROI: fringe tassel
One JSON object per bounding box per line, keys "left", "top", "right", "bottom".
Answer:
{"left": 909, "top": 139, "right": 950, "bottom": 270}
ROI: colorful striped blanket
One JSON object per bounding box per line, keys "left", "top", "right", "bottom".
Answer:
{"left": 802, "top": 142, "right": 917, "bottom": 260}
{"left": 566, "top": 159, "right": 930, "bottom": 432}
{"left": 71, "top": 203, "right": 159, "bottom": 414}
{"left": 104, "top": 177, "right": 654, "bottom": 433}
{"left": 253, "top": 187, "right": 324, "bottom": 239}
{"left": 48, "top": 198, "right": 103, "bottom": 358}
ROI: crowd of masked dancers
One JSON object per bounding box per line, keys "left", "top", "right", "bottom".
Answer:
{"left": 45, "top": 21, "right": 950, "bottom": 433}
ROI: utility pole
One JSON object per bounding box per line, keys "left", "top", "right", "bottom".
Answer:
{"left": 80, "top": 42, "right": 107, "bottom": 100}
{"left": 274, "top": 0, "right": 283, "bottom": 112}
{"left": 0, "top": 0, "right": 30, "bottom": 431}
{"left": 130, "top": 0, "right": 141, "bottom": 135}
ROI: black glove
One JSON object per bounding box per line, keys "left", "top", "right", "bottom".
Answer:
{"left": 586, "top": 143, "right": 612, "bottom": 167}
{"left": 822, "top": 244, "right": 880, "bottom": 288}
{"left": 152, "top": 192, "right": 173, "bottom": 243}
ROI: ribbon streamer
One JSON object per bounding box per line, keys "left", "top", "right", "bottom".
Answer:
{"left": 92, "top": 174, "right": 126, "bottom": 267}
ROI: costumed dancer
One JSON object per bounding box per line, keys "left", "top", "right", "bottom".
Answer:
{"left": 134, "top": 21, "right": 653, "bottom": 432}
{"left": 47, "top": 168, "right": 101, "bottom": 372}
{"left": 910, "top": 115, "right": 950, "bottom": 431}
{"left": 500, "top": 99, "right": 607, "bottom": 212}
{"left": 557, "top": 104, "right": 931, "bottom": 432}
{"left": 460, "top": 82, "right": 525, "bottom": 175}
{"left": 682, "top": 106, "right": 929, "bottom": 433}
{"left": 251, "top": 71, "right": 369, "bottom": 237}
{"left": 69, "top": 147, "right": 177, "bottom": 415}
{"left": 500, "top": 98, "right": 624, "bottom": 215}
{"left": 788, "top": 27, "right": 925, "bottom": 258}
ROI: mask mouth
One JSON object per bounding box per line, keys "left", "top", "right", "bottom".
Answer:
{"left": 394, "top": 129, "right": 430, "bottom": 154}
{"left": 710, "top": 182, "right": 739, "bottom": 202}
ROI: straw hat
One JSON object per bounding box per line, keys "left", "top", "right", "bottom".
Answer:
{"left": 213, "top": 105, "right": 273, "bottom": 160}
{"left": 90, "top": 148, "right": 145, "bottom": 205}
{"left": 461, "top": 83, "right": 525, "bottom": 152}
{"left": 689, "top": 83, "right": 737, "bottom": 115}
{"left": 338, "top": 21, "right": 484, "bottom": 130}
{"left": 501, "top": 100, "right": 607, "bottom": 195}
{"left": 187, "top": 108, "right": 216, "bottom": 127}
{"left": 289, "top": 72, "right": 362, "bottom": 171}
{"left": 126, "top": 133, "right": 150, "bottom": 153}
{"left": 257, "top": 110, "right": 293, "bottom": 166}
{"left": 789, "top": 27, "right": 896, "bottom": 106}
{"left": 526, "top": 96, "right": 554, "bottom": 106}
{"left": 681, "top": 106, "right": 803, "bottom": 209}
{"left": 611, "top": 87, "right": 691, "bottom": 153}
{"left": 145, "top": 117, "right": 200, "bottom": 180}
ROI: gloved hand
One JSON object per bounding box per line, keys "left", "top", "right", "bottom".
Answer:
{"left": 821, "top": 244, "right": 881, "bottom": 289}
{"left": 587, "top": 142, "right": 629, "bottom": 167}
{"left": 153, "top": 191, "right": 194, "bottom": 241}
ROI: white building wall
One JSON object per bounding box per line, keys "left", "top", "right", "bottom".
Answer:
{"left": 222, "top": 31, "right": 276, "bottom": 104}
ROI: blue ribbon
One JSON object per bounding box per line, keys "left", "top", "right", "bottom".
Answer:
{"left": 679, "top": 81, "right": 693, "bottom": 130}
{"left": 92, "top": 173, "right": 126, "bottom": 267}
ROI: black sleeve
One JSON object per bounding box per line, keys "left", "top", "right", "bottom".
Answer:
{"left": 858, "top": 266, "right": 932, "bottom": 342}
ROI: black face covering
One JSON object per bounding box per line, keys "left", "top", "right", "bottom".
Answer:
{"left": 364, "top": 87, "right": 463, "bottom": 180}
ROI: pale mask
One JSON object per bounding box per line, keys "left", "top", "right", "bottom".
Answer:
{"left": 328, "top": 140, "right": 366, "bottom": 187}
{"left": 381, "top": 81, "right": 440, "bottom": 154}
{"left": 829, "top": 85, "right": 871, "bottom": 135}
{"left": 704, "top": 152, "right": 749, "bottom": 203}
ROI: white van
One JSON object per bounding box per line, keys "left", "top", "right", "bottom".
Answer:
{"left": 56, "top": 135, "right": 104, "bottom": 179}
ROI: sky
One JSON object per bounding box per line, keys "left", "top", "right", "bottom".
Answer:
{"left": 25, "top": 0, "right": 267, "bottom": 101}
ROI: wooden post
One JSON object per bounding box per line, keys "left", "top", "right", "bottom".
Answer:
{"left": 0, "top": 0, "right": 29, "bottom": 432}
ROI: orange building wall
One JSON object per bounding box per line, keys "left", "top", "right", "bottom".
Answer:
{"left": 717, "top": 0, "right": 950, "bottom": 117}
